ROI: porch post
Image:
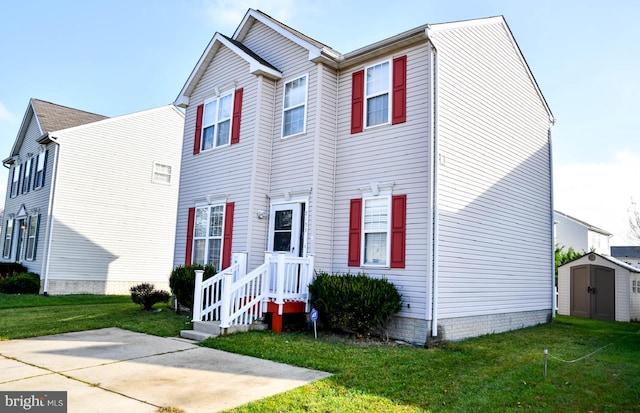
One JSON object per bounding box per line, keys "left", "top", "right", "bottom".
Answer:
{"left": 305, "top": 254, "right": 315, "bottom": 312}
{"left": 220, "top": 270, "right": 233, "bottom": 329}
{"left": 276, "top": 252, "right": 286, "bottom": 315}
{"left": 192, "top": 270, "right": 204, "bottom": 321}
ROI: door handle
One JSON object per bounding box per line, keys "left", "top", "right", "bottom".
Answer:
{"left": 587, "top": 286, "right": 595, "bottom": 294}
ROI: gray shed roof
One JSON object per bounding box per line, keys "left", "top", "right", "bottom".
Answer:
{"left": 559, "top": 252, "right": 640, "bottom": 273}
{"left": 31, "top": 98, "right": 108, "bottom": 133}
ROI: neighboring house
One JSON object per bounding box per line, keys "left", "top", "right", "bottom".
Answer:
{"left": 173, "top": 9, "right": 554, "bottom": 343}
{"left": 1, "top": 99, "right": 184, "bottom": 294}
{"left": 558, "top": 252, "right": 640, "bottom": 322}
{"left": 554, "top": 210, "right": 612, "bottom": 255}
{"left": 610, "top": 246, "right": 640, "bottom": 269}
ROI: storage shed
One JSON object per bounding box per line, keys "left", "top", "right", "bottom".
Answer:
{"left": 558, "top": 253, "right": 640, "bottom": 322}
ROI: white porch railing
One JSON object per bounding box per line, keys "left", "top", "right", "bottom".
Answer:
{"left": 192, "top": 252, "right": 315, "bottom": 330}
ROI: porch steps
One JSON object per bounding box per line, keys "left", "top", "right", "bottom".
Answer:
{"left": 180, "top": 320, "right": 268, "bottom": 342}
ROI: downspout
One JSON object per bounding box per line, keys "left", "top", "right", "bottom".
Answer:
{"left": 41, "top": 137, "right": 60, "bottom": 295}
{"left": 426, "top": 26, "right": 440, "bottom": 339}
{"left": 547, "top": 121, "right": 556, "bottom": 317}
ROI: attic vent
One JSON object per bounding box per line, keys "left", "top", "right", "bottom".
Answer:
{"left": 588, "top": 253, "right": 596, "bottom": 261}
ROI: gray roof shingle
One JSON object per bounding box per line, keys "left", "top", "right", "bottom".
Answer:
{"left": 31, "top": 98, "right": 108, "bottom": 133}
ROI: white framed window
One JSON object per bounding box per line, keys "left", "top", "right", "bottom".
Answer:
{"left": 3, "top": 219, "right": 13, "bottom": 259}
{"left": 22, "top": 158, "right": 32, "bottom": 194}
{"left": 282, "top": 75, "right": 308, "bottom": 137}
{"left": 34, "top": 151, "right": 47, "bottom": 189}
{"left": 193, "top": 204, "right": 225, "bottom": 270}
{"left": 10, "top": 164, "right": 21, "bottom": 197}
{"left": 152, "top": 162, "right": 172, "bottom": 184}
{"left": 365, "top": 61, "right": 390, "bottom": 128}
{"left": 362, "top": 196, "right": 391, "bottom": 266}
{"left": 202, "top": 92, "right": 233, "bottom": 151}
{"left": 25, "top": 215, "right": 39, "bottom": 261}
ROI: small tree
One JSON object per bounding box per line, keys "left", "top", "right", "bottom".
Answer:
{"left": 554, "top": 244, "right": 583, "bottom": 284}
{"left": 628, "top": 198, "right": 640, "bottom": 244}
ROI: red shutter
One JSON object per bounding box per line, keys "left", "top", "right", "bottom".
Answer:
{"left": 351, "top": 70, "right": 365, "bottom": 134}
{"left": 231, "top": 88, "right": 243, "bottom": 144}
{"left": 390, "top": 194, "right": 407, "bottom": 268}
{"left": 193, "top": 104, "right": 204, "bottom": 155}
{"left": 348, "top": 198, "right": 362, "bottom": 266}
{"left": 392, "top": 55, "right": 407, "bottom": 125}
{"left": 185, "top": 208, "right": 195, "bottom": 265}
{"left": 221, "top": 202, "right": 234, "bottom": 269}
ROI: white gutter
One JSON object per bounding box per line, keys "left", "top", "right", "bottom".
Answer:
{"left": 40, "top": 138, "right": 60, "bottom": 295}
{"left": 426, "top": 26, "right": 440, "bottom": 339}
{"left": 548, "top": 124, "right": 556, "bottom": 317}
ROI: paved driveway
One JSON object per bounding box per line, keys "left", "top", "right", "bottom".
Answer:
{"left": 0, "top": 328, "right": 331, "bottom": 412}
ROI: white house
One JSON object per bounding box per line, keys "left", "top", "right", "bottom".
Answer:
{"left": 554, "top": 210, "right": 612, "bottom": 255}
{"left": 1, "top": 99, "right": 184, "bottom": 294}
{"left": 173, "top": 9, "right": 555, "bottom": 343}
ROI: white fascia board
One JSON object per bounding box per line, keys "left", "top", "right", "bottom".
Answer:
{"left": 234, "top": 9, "right": 324, "bottom": 63}
{"left": 174, "top": 32, "right": 282, "bottom": 107}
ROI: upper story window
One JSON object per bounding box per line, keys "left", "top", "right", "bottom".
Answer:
{"left": 365, "top": 62, "right": 390, "bottom": 127}
{"left": 282, "top": 75, "right": 307, "bottom": 137}
{"left": 10, "top": 164, "right": 21, "bottom": 198}
{"left": 34, "top": 150, "right": 47, "bottom": 189}
{"left": 351, "top": 55, "right": 406, "bottom": 134}
{"left": 152, "top": 162, "right": 172, "bottom": 184}
{"left": 202, "top": 92, "right": 233, "bottom": 151}
{"left": 21, "top": 158, "right": 32, "bottom": 194}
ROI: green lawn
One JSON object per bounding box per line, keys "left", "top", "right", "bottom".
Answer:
{"left": 1, "top": 294, "right": 639, "bottom": 412}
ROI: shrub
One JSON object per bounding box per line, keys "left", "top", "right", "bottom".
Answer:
{"left": 169, "top": 264, "right": 216, "bottom": 311}
{"left": 130, "top": 283, "right": 171, "bottom": 311}
{"left": 0, "top": 263, "right": 28, "bottom": 281}
{"left": 309, "top": 271, "right": 402, "bottom": 337}
{"left": 0, "top": 272, "right": 40, "bottom": 294}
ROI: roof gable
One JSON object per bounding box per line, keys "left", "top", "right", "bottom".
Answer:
{"left": 4, "top": 99, "right": 108, "bottom": 164}
{"left": 174, "top": 32, "right": 282, "bottom": 107}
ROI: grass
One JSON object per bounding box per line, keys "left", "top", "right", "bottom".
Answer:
{"left": 0, "top": 294, "right": 191, "bottom": 340}
{"left": 1, "top": 294, "right": 639, "bottom": 412}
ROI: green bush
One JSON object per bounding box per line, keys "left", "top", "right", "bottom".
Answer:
{"left": 169, "top": 264, "right": 216, "bottom": 311}
{"left": 0, "top": 263, "right": 28, "bottom": 281}
{"left": 0, "top": 272, "right": 40, "bottom": 294}
{"left": 309, "top": 271, "right": 402, "bottom": 337}
{"left": 130, "top": 283, "right": 171, "bottom": 311}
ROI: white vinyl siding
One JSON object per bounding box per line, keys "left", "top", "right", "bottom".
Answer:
{"left": 432, "top": 22, "right": 552, "bottom": 319}
{"left": 334, "top": 43, "right": 432, "bottom": 319}
{"left": 45, "top": 105, "right": 183, "bottom": 289}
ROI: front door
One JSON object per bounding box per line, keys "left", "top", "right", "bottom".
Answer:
{"left": 570, "top": 264, "right": 615, "bottom": 321}
{"left": 268, "top": 203, "right": 304, "bottom": 257}
{"left": 15, "top": 219, "right": 25, "bottom": 262}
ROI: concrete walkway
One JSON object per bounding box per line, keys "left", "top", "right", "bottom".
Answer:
{"left": 0, "top": 328, "right": 331, "bottom": 412}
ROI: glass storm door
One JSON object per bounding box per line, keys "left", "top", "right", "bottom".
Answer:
{"left": 269, "top": 203, "right": 303, "bottom": 257}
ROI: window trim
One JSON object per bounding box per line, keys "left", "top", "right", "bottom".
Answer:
{"left": 364, "top": 60, "right": 391, "bottom": 129}
{"left": 152, "top": 162, "right": 172, "bottom": 184}
{"left": 3, "top": 219, "right": 13, "bottom": 259}
{"left": 22, "top": 158, "right": 32, "bottom": 194}
{"left": 201, "top": 90, "right": 235, "bottom": 152}
{"left": 361, "top": 195, "right": 392, "bottom": 267}
{"left": 25, "top": 214, "right": 39, "bottom": 261}
{"left": 10, "top": 164, "right": 21, "bottom": 198}
{"left": 281, "top": 74, "right": 309, "bottom": 138}
{"left": 34, "top": 150, "right": 47, "bottom": 189}
{"left": 192, "top": 204, "right": 226, "bottom": 270}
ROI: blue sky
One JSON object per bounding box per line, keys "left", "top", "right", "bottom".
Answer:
{"left": 1, "top": 0, "right": 639, "bottom": 243}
